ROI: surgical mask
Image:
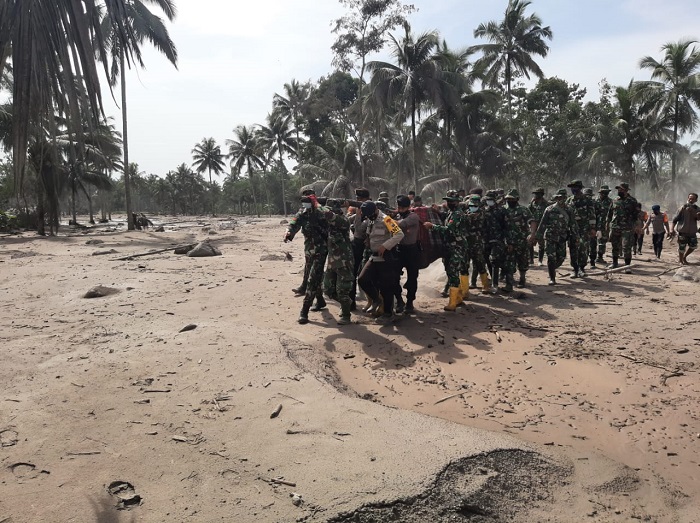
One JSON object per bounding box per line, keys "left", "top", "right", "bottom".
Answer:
{"left": 486, "top": 200, "right": 496, "bottom": 207}
{"left": 302, "top": 202, "right": 312, "bottom": 210}
{"left": 571, "top": 188, "right": 580, "bottom": 195}
{"left": 507, "top": 200, "right": 518, "bottom": 208}
{"left": 468, "top": 206, "right": 479, "bottom": 213}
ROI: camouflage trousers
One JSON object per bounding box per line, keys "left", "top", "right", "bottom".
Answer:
{"left": 484, "top": 240, "right": 505, "bottom": 271}
{"left": 609, "top": 229, "right": 634, "bottom": 260}
{"left": 597, "top": 230, "right": 609, "bottom": 258}
{"left": 568, "top": 232, "right": 589, "bottom": 269}
{"left": 504, "top": 241, "right": 529, "bottom": 274}
{"left": 466, "top": 242, "right": 487, "bottom": 276}
{"left": 545, "top": 238, "right": 567, "bottom": 268}
{"left": 323, "top": 266, "right": 354, "bottom": 307}
{"left": 529, "top": 238, "right": 545, "bottom": 263}
{"left": 444, "top": 245, "right": 468, "bottom": 287}
{"left": 303, "top": 249, "right": 328, "bottom": 302}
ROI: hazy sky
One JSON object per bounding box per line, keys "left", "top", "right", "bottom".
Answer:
{"left": 103, "top": 0, "right": 700, "bottom": 178}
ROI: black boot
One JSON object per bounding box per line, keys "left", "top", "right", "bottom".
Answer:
{"left": 395, "top": 295, "right": 405, "bottom": 314}
{"left": 502, "top": 273, "right": 513, "bottom": 292}
{"left": 547, "top": 262, "right": 557, "bottom": 285}
{"left": 491, "top": 268, "right": 500, "bottom": 293}
{"left": 624, "top": 258, "right": 632, "bottom": 274}
{"left": 517, "top": 271, "right": 526, "bottom": 288}
{"left": 470, "top": 272, "right": 478, "bottom": 289}
{"left": 404, "top": 299, "right": 415, "bottom": 314}
{"left": 298, "top": 299, "right": 313, "bottom": 324}
{"left": 311, "top": 295, "right": 327, "bottom": 312}
{"left": 441, "top": 282, "right": 449, "bottom": 298}
{"left": 609, "top": 256, "right": 619, "bottom": 269}
{"left": 292, "top": 286, "right": 306, "bottom": 296}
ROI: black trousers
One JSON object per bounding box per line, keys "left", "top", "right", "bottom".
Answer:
{"left": 358, "top": 258, "right": 400, "bottom": 315}
{"left": 652, "top": 232, "right": 664, "bottom": 257}
{"left": 351, "top": 238, "right": 366, "bottom": 303}
{"left": 397, "top": 243, "right": 420, "bottom": 302}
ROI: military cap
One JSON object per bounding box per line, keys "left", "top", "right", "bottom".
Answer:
{"left": 615, "top": 182, "right": 630, "bottom": 191}
{"left": 468, "top": 194, "right": 481, "bottom": 202}
{"left": 301, "top": 188, "right": 316, "bottom": 196}
{"left": 484, "top": 190, "right": 498, "bottom": 198}
{"left": 567, "top": 179, "right": 584, "bottom": 188}
{"left": 532, "top": 187, "right": 545, "bottom": 194}
{"left": 652, "top": 204, "right": 661, "bottom": 211}
{"left": 396, "top": 195, "right": 411, "bottom": 207}
{"left": 355, "top": 187, "right": 370, "bottom": 198}
{"left": 378, "top": 191, "right": 389, "bottom": 198}
{"left": 496, "top": 188, "right": 504, "bottom": 195}
{"left": 552, "top": 192, "right": 565, "bottom": 200}
{"left": 443, "top": 191, "right": 461, "bottom": 202}
{"left": 599, "top": 185, "right": 611, "bottom": 193}
{"left": 504, "top": 189, "right": 520, "bottom": 200}
{"left": 583, "top": 188, "right": 594, "bottom": 195}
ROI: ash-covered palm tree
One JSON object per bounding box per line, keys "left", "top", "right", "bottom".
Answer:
{"left": 227, "top": 125, "right": 264, "bottom": 217}
{"left": 368, "top": 23, "right": 441, "bottom": 192}
{"left": 273, "top": 80, "right": 311, "bottom": 161}
{"left": 100, "top": 0, "right": 178, "bottom": 229}
{"left": 638, "top": 39, "right": 700, "bottom": 204}
{"left": 470, "top": 0, "right": 553, "bottom": 125}
{"left": 192, "top": 137, "right": 226, "bottom": 215}
{"left": 258, "top": 113, "right": 299, "bottom": 215}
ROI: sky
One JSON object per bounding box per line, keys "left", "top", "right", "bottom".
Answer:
{"left": 102, "top": 0, "right": 700, "bottom": 177}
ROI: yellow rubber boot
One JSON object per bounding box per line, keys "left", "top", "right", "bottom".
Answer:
{"left": 480, "top": 273, "right": 491, "bottom": 294}
{"left": 459, "top": 275, "right": 470, "bottom": 302}
{"left": 444, "top": 287, "right": 461, "bottom": 311}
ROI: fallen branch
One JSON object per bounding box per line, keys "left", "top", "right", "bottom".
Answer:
{"left": 654, "top": 265, "right": 682, "bottom": 278}
{"left": 114, "top": 246, "right": 182, "bottom": 261}
{"left": 661, "top": 372, "right": 684, "bottom": 386}
{"left": 434, "top": 391, "right": 468, "bottom": 405}
{"left": 67, "top": 451, "right": 101, "bottom": 456}
{"left": 587, "top": 264, "right": 637, "bottom": 276}
{"left": 617, "top": 354, "right": 681, "bottom": 374}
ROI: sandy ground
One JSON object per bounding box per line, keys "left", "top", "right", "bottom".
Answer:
{"left": 0, "top": 214, "right": 698, "bottom": 522}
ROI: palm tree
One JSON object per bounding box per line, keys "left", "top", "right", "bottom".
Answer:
{"left": 100, "top": 0, "right": 178, "bottom": 229}
{"left": 192, "top": 137, "right": 226, "bottom": 215}
{"left": 273, "top": 80, "right": 311, "bottom": 161}
{"left": 368, "top": 23, "right": 441, "bottom": 192}
{"left": 638, "top": 39, "right": 700, "bottom": 204}
{"left": 258, "top": 113, "right": 299, "bottom": 215}
{"left": 227, "top": 125, "right": 264, "bottom": 217}
{"left": 471, "top": 0, "right": 553, "bottom": 127}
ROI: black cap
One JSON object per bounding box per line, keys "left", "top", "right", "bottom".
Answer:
{"left": 396, "top": 195, "right": 411, "bottom": 207}
{"left": 360, "top": 201, "right": 377, "bottom": 219}
{"left": 355, "top": 187, "right": 370, "bottom": 199}
{"left": 301, "top": 189, "right": 316, "bottom": 196}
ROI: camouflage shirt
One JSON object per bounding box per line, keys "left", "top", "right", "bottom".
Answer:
{"left": 482, "top": 205, "right": 507, "bottom": 243}
{"left": 432, "top": 207, "right": 468, "bottom": 248}
{"left": 503, "top": 204, "right": 534, "bottom": 244}
{"left": 606, "top": 195, "right": 639, "bottom": 232}
{"left": 596, "top": 196, "right": 613, "bottom": 229}
{"left": 326, "top": 212, "right": 354, "bottom": 270}
{"left": 528, "top": 198, "right": 549, "bottom": 225}
{"left": 537, "top": 203, "right": 574, "bottom": 242}
{"left": 565, "top": 194, "right": 597, "bottom": 234}
{"left": 287, "top": 207, "right": 329, "bottom": 254}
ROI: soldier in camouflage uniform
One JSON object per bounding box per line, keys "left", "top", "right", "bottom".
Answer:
{"left": 532, "top": 189, "right": 574, "bottom": 285}
{"left": 605, "top": 182, "right": 639, "bottom": 273}
{"left": 583, "top": 188, "right": 602, "bottom": 268}
{"left": 482, "top": 190, "right": 507, "bottom": 292}
{"left": 595, "top": 185, "right": 613, "bottom": 263}
{"left": 503, "top": 189, "right": 537, "bottom": 291}
{"left": 465, "top": 195, "right": 492, "bottom": 294}
{"left": 292, "top": 189, "right": 318, "bottom": 296}
{"left": 284, "top": 196, "right": 329, "bottom": 324}
{"left": 565, "top": 180, "right": 597, "bottom": 278}
{"left": 322, "top": 199, "right": 354, "bottom": 325}
{"left": 528, "top": 188, "right": 549, "bottom": 265}
{"left": 424, "top": 192, "right": 469, "bottom": 310}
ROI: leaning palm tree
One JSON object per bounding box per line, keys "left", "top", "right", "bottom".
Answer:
{"left": 368, "top": 23, "right": 441, "bottom": 192}
{"left": 100, "top": 0, "right": 178, "bottom": 229}
{"left": 470, "top": 0, "right": 553, "bottom": 128}
{"left": 192, "top": 137, "right": 226, "bottom": 215}
{"left": 258, "top": 113, "right": 299, "bottom": 215}
{"left": 227, "top": 125, "right": 264, "bottom": 217}
{"left": 637, "top": 39, "right": 700, "bottom": 205}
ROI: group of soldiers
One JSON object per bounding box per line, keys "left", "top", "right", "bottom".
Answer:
{"left": 284, "top": 184, "right": 700, "bottom": 325}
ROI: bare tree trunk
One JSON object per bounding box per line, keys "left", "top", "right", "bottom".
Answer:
{"left": 121, "top": 51, "right": 134, "bottom": 230}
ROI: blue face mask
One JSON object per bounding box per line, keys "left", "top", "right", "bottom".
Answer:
{"left": 468, "top": 206, "right": 479, "bottom": 213}
{"left": 571, "top": 187, "right": 580, "bottom": 195}
{"left": 302, "top": 202, "right": 312, "bottom": 210}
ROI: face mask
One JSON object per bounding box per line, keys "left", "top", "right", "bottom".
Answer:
{"left": 653, "top": 210, "right": 660, "bottom": 215}
{"left": 399, "top": 210, "right": 410, "bottom": 218}
{"left": 447, "top": 203, "right": 457, "bottom": 210}
{"left": 486, "top": 200, "right": 496, "bottom": 207}
{"left": 618, "top": 191, "right": 626, "bottom": 198}
{"left": 468, "top": 206, "right": 479, "bottom": 213}
{"left": 302, "top": 202, "right": 312, "bottom": 210}
{"left": 571, "top": 188, "right": 580, "bottom": 195}
{"left": 507, "top": 200, "right": 518, "bottom": 208}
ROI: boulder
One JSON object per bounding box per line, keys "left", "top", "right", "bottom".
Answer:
{"left": 174, "top": 244, "right": 196, "bottom": 255}
{"left": 154, "top": 226, "right": 165, "bottom": 232}
{"left": 85, "top": 239, "right": 104, "bottom": 245}
{"left": 673, "top": 265, "right": 700, "bottom": 283}
{"left": 186, "top": 242, "right": 222, "bottom": 257}
{"left": 83, "top": 285, "right": 120, "bottom": 299}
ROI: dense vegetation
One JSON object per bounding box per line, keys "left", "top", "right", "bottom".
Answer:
{"left": 1, "top": 0, "right": 700, "bottom": 232}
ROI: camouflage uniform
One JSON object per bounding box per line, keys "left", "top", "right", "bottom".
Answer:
{"left": 595, "top": 186, "right": 613, "bottom": 261}
{"left": 503, "top": 189, "right": 535, "bottom": 289}
{"left": 605, "top": 183, "right": 638, "bottom": 268}
{"left": 584, "top": 188, "right": 602, "bottom": 267}
{"left": 432, "top": 203, "right": 468, "bottom": 288}
{"left": 565, "top": 180, "right": 597, "bottom": 277}
{"left": 482, "top": 190, "right": 507, "bottom": 289}
{"left": 323, "top": 207, "right": 354, "bottom": 323}
{"left": 536, "top": 190, "right": 574, "bottom": 284}
{"left": 464, "top": 196, "right": 488, "bottom": 280}
{"left": 286, "top": 202, "right": 329, "bottom": 323}
{"left": 528, "top": 189, "right": 549, "bottom": 264}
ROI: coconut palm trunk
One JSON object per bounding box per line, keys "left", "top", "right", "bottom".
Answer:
{"left": 120, "top": 51, "right": 134, "bottom": 230}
